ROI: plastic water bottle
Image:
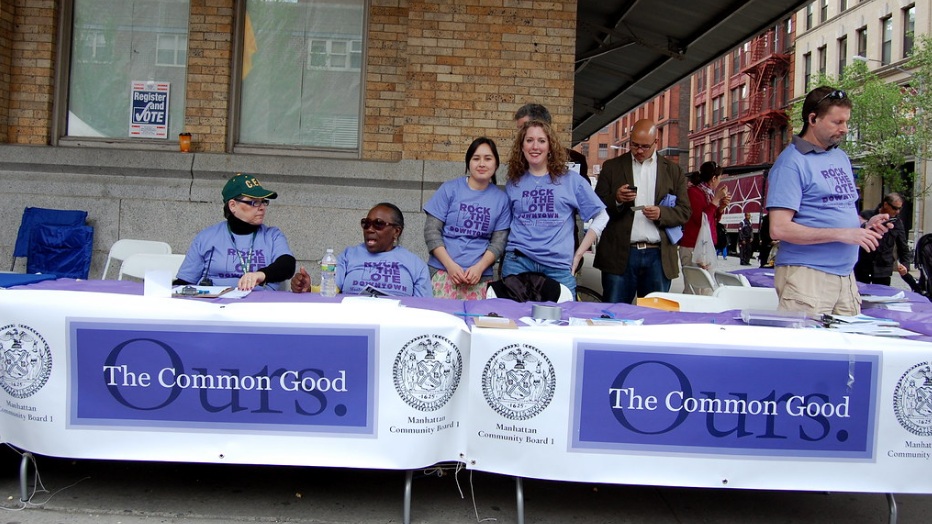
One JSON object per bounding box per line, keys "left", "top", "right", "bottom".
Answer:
{"left": 320, "top": 248, "right": 338, "bottom": 297}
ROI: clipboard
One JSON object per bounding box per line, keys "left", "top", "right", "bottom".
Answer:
{"left": 172, "top": 285, "right": 234, "bottom": 298}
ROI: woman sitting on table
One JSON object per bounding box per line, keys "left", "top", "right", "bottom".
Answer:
{"left": 424, "top": 137, "right": 511, "bottom": 299}
{"left": 175, "top": 173, "right": 296, "bottom": 291}
{"left": 291, "top": 203, "right": 431, "bottom": 297}
{"left": 501, "top": 120, "right": 607, "bottom": 297}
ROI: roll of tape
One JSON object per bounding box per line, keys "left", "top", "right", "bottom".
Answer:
{"left": 532, "top": 304, "right": 562, "bottom": 321}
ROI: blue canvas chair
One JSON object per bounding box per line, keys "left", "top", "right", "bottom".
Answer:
{"left": 12, "top": 207, "right": 88, "bottom": 271}
{"left": 26, "top": 224, "right": 94, "bottom": 279}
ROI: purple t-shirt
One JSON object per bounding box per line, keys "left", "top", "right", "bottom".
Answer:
{"left": 505, "top": 171, "right": 605, "bottom": 270}
{"left": 767, "top": 136, "right": 860, "bottom": 275}
{"left": 424, "top": 176, "right": 511, "bottom": 277}
{"left": 337, "top": 244, "right": 431, "bottom": 297}
{"left": 177, "top": 222, "right": 293, "bottom": 290}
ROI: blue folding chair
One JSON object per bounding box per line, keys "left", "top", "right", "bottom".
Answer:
{"left": 11, "top": 207, "right": 89, "bottom": 271}
{"left": 25, "top": 224, "right": 94, "bottom": 279}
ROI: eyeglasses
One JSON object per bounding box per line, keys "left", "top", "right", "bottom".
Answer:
{"left": 234, "top": 198, "right": 270, "bottom": 208}
{"left": 630, "top": 141, "right": 655, "bottom": 151}
{"left": 816, "top": 89, "right": 847, "bottom": 105}
{"left": 887, "top": 202, "right": 902, "bottom": 211}
{"left": 360, "top": 218, "right": 398, "bottom": 231}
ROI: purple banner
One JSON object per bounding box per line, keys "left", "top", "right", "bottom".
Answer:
{"left": 572, "top": 342, "right": 879, "bottom": 458}
{"left": 69, "top": 321, "right": 376, "bottom": 434}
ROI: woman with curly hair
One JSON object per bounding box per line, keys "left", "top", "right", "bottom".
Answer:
{"left": 501, "top": 120, "right": 608, "bottom": 297}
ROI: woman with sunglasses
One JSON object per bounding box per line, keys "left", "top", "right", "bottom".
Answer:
{"left": 502, "top": 120, "right": 607, "bottom": 297}
{"left": 423, "top": 137, "right": 511, "bottom": 299}
{"left": 678, "top": 161, "right": 730, "bottom": 288}
{"left": 175, "top": 173, "right": 296, "bottom": 291}
{"left": 291, "top": 203, "right": 430, "bottom": 297}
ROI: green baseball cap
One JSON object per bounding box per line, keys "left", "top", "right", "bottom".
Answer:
{"left": 222, "top": 173, "right": 278, "bottom": 202}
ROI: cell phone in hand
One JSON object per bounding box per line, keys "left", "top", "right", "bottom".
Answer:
{"left": 628, "top": 185, "right": 638, "bottom": 193}
{"left": 881, "top": 217, "right": 898, "bottom": 226}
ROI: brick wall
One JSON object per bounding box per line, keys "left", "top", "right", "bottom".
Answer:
{"left": 185, "top": 0, "right": 234, "bottom": 153}
{"left": 0, "top": 0, "right": 578, "bottom": 161}
{"left": 0, "top": 2, "right": 13, "bottom": 142}
{"left": 8, "top": 0, "right": 56, "bottom": 145}
{"left": 368, "top": 0, "right": 578, "bottom": 161}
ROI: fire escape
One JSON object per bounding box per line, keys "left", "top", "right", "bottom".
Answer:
{"left": 738, "top": 31, "right": 791, "bottom": 165}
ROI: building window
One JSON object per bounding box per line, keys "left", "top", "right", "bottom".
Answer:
{"left": 156, "top": 34, "right": 187, "bottom": 67}
{"left": 879, "top": 17, "right": 892, "bottom": 66}
{"left": 308, "top": 39, "right": 362, "bottom": 71}
{"left": 820, "top": 0, "right": 828, "bottom": 23}
{"left": 904, "top": 5, "right": 915, "bottom": 57}
{"left": 695, "top": 103, "right": 706, "bottom": 129}
{"left": 729, "top": 133, "right": 744, "bottom": 165}
{"left": 695, "top": 68, "right": 706, "bottom": 92}
{"left": 581, "top": 143, "right": 589, "bottom": 157}
{"left": 239, "top": 0, "right": 366, "bottom": 150}
{"left": 803, "top": 52, "right": 812, "bottom": 90}
{"left": 76, "top": 30, "right": 112, "bottom": 64}
{"left": 840, "top": 0, "right": 847, "bottom": 12}
{"left": 730, "top": 86, "right": 745, "bottom": 118}
{"left": 67, "top": 1, "right": 189, "bottom": 138}
{"left": 856, "top": 27, "right": 867, "bottom": 57}
{"left": 598, "top": 144, "right": 608, "bottom": 159}
{"left": 806, "top": 3, "right": 813, "bottom": 30}
{"left": 732, "top": 48, "right": 741, "bottom": 75}
{"left": 818, "top": 45, "right": 827, "bottom": 75}
{"left": 712, "top": 96, "right": 723, "bottom": 125}
{"left": 783, "top": 18, "right": 794, "bottom": 53}
{"left": 713, "top": 58, "right": 724, "bottom": 84}
{"left": 658, "top": 93, "right": 665, "bottom": 119}
{"left": 838, "top": 35, "right": 847, "bottom": 75}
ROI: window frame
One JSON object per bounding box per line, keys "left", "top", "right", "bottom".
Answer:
{"left": 228, "top": 0, "right": 367, "bottom": 157}
{"left": 881, "top": 16, "right": 893, "bottom": 65}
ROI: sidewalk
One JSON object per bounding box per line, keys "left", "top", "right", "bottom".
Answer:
{"left": 2, "top": 449, "right": 930, "bottom": 523}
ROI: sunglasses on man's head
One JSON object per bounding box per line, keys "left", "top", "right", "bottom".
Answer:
{"left": 360, "top": 218, "right": 398, "bottom": 231}
{"left": 816, "top": 89, "right": 847, "bottom": 105}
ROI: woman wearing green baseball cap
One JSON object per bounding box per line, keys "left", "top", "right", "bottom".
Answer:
{"left": 174, "top": 173, "right": 296, "bottom": 291}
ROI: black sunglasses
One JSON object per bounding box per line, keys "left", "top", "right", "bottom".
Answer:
{"left": 816, "top": 89, "right": 847, "bottom": 105}
{"left": 360, "top": 218, "right": 398, "bottom": 231}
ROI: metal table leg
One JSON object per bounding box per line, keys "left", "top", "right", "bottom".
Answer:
{"left": 19, "top": 452, "right": 33, "bottom": 503}
{"left": 887, "top": 493, "right": 898, "bottom": 524}
{"left": 403, "top": 469, "right": 413, "bottom": 524}
{"left": 515, "top": 476, "right": 524, "bottom": 524}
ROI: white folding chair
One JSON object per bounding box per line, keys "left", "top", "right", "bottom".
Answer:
{"left": 713, "top": 286, "right": 779, "bottom": 311}
{"left": 118, "top": 254, "right": 186, "bottom": 281}
{"left": 102, "top": 239, "right": 172, "bottom": 279}
{"left": 682, "top": 265, "right": 718, "bottom": 295}
{"left": 713, "top": 270, "right": 751, "bottom": 287}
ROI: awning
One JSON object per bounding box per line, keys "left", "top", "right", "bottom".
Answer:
{"left": 573, "top": 0, "right": 809, "bottom": 144}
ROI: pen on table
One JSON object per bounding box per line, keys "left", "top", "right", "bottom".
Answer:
{"left": 453, "top": 312, "right": 486, "bottom": 317}
{"left": 600, "top": 309, "right": 616, "bottom": 319}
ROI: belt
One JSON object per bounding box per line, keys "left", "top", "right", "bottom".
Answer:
{"left": 631, "top": 242, "right": 661, "bottom": 249}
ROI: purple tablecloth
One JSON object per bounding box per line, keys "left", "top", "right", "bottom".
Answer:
{"left": 12, "top": 278, "right": 932, "bottom": 342}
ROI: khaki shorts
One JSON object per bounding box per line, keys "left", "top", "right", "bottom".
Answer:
{"left": 774, "top": 265, "right": 861, "bottom": 316}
